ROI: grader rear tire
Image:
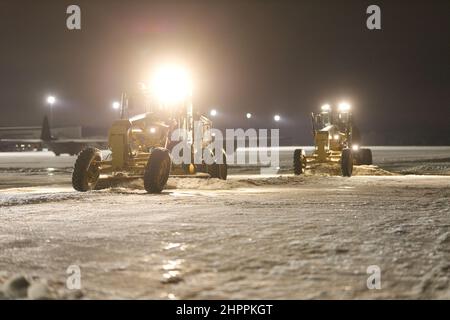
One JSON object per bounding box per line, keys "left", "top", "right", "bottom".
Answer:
{"left": 360, "top": 148, "right": 373, "bottom": 165}
{"left": 144, "top": 148, "right": 171, "bottom": 193}
{"left": 72, "top": 147, "right": 101, "bottom": 191}
{"left": 218, "top": 151, "right": 228, "bottom": 180}
{"left": 341, "top": 148, "right": 353, "bottom": 177}
{"left": 293, "top": 149, "right": 307, "bottom": 175}
{"left": 208, "top": 152, "right": 227, "bottom": 180}
{"left": 218, "top": 162, "right": 227, "bottom": 180}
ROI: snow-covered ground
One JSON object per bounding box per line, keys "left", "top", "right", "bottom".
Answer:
{"left": 1, "top": 146, "right": 449, "bottom": 169}
{"left": 0, "top": 147, "right": 449, "bottom": 299}
{"left": 234, "top": 146, "right": 450, "bottom": 175}
{"left": 0, "top": 146, "right": 449, "bottom": 190}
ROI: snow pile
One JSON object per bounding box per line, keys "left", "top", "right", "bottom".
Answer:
{"left": 0, "top": 192, "right": 82, "bottom": 207}
{"left": 235, "top": 175, "right": 307, "bottom": 186}
{"left": 100, "top": 165, "right": 394, "bottom": 193}
{"left": 353, "top": 165, "right": 396, "bottom": 176}
{"left": 0, "top": 273, "right": 83, "bottom": 300}
{"left": 305, "top": 163, "right": 396, "bottom": 176}
{"left": 111, "top": 175, "right": 310, "bottom": 192}
{"left": 117, "top": 177, "right": 263, "bottom": 191}
{"left": 0, "top": 187, "right": 93, "bottom": 207}
{"left": 382, "top": 159, "right": 450, "bottom": 175}
{"left": 170, "top": 175, "right": 309, "bottom": 189}
{"left": 167, "top": 177, "right": 246, "bottom": 190}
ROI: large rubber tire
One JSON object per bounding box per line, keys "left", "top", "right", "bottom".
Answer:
{"left": 72, "top": 147, "right": 101, "bottom": 191}
{"left": 207, "top": 152, "right": 228, "bottom": 180}
{"left": 293, "top": 149, "right": 307, "bottom": 175}
{"left": 341, "top": 148, "right": 353, "bottom": 177}
{"left": 218, "top": 154, "right": 228, "bottom": 180}
{"left": 360, "top": 148, "right": 373, "bottom": 165}
{"left": 144, "top": 148, "right": 171, "bottom": 193}
{"left": 207, "top": 163, "right": 218, "bottom": 178}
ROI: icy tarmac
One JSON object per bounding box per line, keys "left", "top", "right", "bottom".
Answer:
{"left": 0, "top": 146, "right": 449, "bottom": 190}
{"left": 0, "top": 147, "right": 449, "bottom": 299}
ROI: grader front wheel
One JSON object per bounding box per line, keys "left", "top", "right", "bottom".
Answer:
{"left": 293, "top": 149, "right": 307, "bottom": 175}
{"left": 72, "top": 147, "right": 102, "bottom": 191}
{"left": 144, "top": 148, "right": 171, "bottom": 193}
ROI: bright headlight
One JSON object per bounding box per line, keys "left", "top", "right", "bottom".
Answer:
{"left": 321, "top": 104, "right": 331, "bottom": 112}
{"left": 352, "top": 144, "right": 359, "bottom": 151}
{"left": 150, "top": 64, "right": 192, "bottom": 104}
{"left": 333, "top": 134, "right": 340, "bottom": 140}
{"left": 338, "top": 102, "right": 351, "bottom": 112}
{"left": 149, "top": 127, "right": 157, "bottom": 134}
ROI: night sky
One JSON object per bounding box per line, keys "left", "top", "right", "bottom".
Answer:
{"left": 0, "top": 0, "right": 449, "bottom": 144}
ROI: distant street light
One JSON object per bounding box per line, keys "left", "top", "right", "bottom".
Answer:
{"left": 46, "top": 95, "right": 56, "bottom": 126}
{"left": 112, "top": 101, "right": 120, "bottom": 110}
{"left": 210, "top": 109, "right": 217, "bottom": 117}
{"left": 274, "top": 114, "right": 281, "bottom": 122}
{"left": 47, "top": 96, "right": 56, "bottom": 105}
{"left": 246, "top": 113, "right": 252, "bottom": 119}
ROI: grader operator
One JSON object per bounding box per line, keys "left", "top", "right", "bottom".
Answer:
{"left": 72, "top": 65, "right": 227, "bottom": 193}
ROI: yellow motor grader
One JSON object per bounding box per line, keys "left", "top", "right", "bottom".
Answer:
{"left": 293, "top": 103, "right": 372, "bottom": 177}
{"left": 72, "top": 65, "right": 227, "bottom": 193}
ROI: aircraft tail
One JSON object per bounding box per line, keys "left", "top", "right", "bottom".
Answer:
{"left": 40, "top": 116, "right": 54, "bottom": 141}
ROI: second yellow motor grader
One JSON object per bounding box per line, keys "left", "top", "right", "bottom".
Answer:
{"left": 72, "top": 65, "right": 227, "bottom": 193}
{"left": 293, "top": 103, "right": 372, "bottom": 177}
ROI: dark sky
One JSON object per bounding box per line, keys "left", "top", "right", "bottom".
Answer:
{"left": 0, "top": 0, "right": 449, "bottom": 144}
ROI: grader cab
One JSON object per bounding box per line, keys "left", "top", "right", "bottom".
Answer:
{"left": 72, "top": 65, "right": 227, "bottom": 193}
{"left": 293, "top": 103, "right": 372, "bottom": 177}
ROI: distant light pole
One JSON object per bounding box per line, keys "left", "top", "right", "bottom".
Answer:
{"left": 210, "top": 109, "right": 217, "bottom": 117}
{"left": 246, "top": 113, "right": 252, "bottom": 119}
{"left": 46, "top": 96, "right": 56, "bottom": 126}
{"left": 274, "top": 114, "right": 281, "bottom": 122}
